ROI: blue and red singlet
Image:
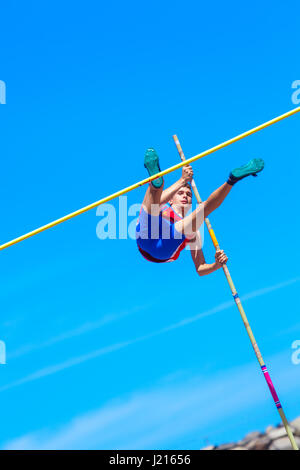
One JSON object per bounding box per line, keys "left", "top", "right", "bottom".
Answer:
{"left": 136, "top": 203, "right": 190, "bottom": 263}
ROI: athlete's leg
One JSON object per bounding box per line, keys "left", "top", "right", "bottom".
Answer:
{"left": 174, "top": 157, "right": 265, "bottom": 236}
{"left": 141, "top": 182, "right": 164, "bottom": 216}
{"left": 203, "top": 182, "right": 232, "bottom": 218}
{"left": 202, "top": 157, "right": 265, "bottom": 218}
{"left": 142, "top": 148, "right": 164, "bottom": 216}
{"left": 174, "top": 182, "right": 232, "bottom": 236}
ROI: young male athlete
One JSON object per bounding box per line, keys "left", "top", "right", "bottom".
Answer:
{"left": 136, "top": 148, "right": 264, "bottom": 275}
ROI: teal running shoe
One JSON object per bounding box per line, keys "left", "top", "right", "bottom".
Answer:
{"left": 228, "top": 158, "right": 265, "bottom": 185}
{"left": 144, "top": 148, "right": 163, "bottom": 188}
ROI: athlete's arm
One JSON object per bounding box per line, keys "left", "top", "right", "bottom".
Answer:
{"left": 160, "top": 165, "right": 193, "bottom": 206}
{"left": 189, "top": 233, "right": 228, "bottom": 276}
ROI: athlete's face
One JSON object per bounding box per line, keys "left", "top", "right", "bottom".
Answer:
{"left": 170, "top": 186, "right": 192, "bottom": 210}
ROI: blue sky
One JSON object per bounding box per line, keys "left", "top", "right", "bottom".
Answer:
{"left": 0, "top": 0, "right": 300, "bottom": 450}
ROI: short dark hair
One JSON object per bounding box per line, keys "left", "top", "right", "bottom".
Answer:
{"left": 181, "top": 182, "right": 192, "bottom": 193}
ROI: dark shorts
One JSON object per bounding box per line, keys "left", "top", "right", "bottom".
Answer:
{"left": 136, "top": 208, "right": 186, "bottom": 261}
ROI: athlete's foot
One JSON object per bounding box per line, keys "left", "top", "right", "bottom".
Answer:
{"left": 227, "top": 158, "right": 265, "bottom": 186}
{"left": 144, "top": 148, "right": 163, "bottom": 188}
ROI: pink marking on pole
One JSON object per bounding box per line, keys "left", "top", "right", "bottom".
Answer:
{"left": 261, "top": 365, "right": 282, "bottom": 408}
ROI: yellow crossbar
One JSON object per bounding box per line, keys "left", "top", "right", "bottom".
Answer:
{"left": 1, "top": 106, "right": 299, "bottom": 251}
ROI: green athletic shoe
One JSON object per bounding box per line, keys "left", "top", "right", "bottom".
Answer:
{"left": 228, "top": 158, "right": 265, "bottom": 185}
{"left": 144, "top": 148, "right": 163, "bottom": 188}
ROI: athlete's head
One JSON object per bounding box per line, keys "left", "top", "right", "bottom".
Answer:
{"left": 169, "top": 182, "right": 193, "bottom": 212}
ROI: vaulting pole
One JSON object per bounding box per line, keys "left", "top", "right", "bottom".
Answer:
{"left": 172, "top": 135, "right": 299, "bottom": 450}
{"left": 0, "top": 107, "right": 299, "bottom": 252}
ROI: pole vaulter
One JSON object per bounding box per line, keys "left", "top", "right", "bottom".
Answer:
{"left": 1, "top": 108, "right": 299, "bottom": 449}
